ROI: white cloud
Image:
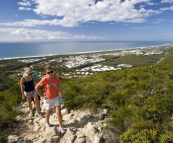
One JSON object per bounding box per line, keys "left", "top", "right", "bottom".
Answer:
{"left": 0, "top": 0, "right": 162, "bottom": 27}
{"left": 147, "top": 2, "right": 156, "bottom": 5}
{"left": 132, "top": 26, "right": 158, "bottom": 29}
{"left": 19, "top": 7, "right": 32, "bottom": 11}
{"left": 160, "top": 6, "right": 173, "bottom": 11}
{"left": 0, "top": 28, "right": 103, "bottom": 41}
{"left": 161, "top": 0, "right": 173, "bottom": 3}
{"left": 157, "top": 19, "right": 166, "bottom": 22}
{"left": 18, "top": 0, "right": 31, "bottom": 6}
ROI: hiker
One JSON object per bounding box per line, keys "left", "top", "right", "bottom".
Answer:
{"left": 35, "top": 65, "right": 65, "bottom": 133}
{"left": 20, "top": 67, "right": 40, "bottom": 117}
{"left": 23, "top": 65, "right": 41, "bottom": 111}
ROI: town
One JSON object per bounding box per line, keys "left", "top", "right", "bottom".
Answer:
{"left": 18, "top": 46, "right": 165, "bottom": 79}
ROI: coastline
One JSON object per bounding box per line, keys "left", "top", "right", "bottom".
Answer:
{"left": 0, "top": 43, "right": 172, "bottom": 60}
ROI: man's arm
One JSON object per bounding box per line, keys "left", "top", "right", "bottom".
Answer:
{"left": 35, "top": 84, "right": 46, "bottom": 99}
{"left": 58, "top": 84, "right": 65, "bottom": 97}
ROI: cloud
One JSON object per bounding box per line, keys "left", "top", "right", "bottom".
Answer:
{"left": 160, "top": 6, "right": 173, "bottom": 11}
{"left": 153, "top": 18, "right": 166, "bottom": 24}
{"left": 147, "top": 2, "right": 157, "bottom": 5}
{"left": 161, "top": 0, "right": 173, "bottom": 3}
{"left": 18, "top": 0, "right": 31, "bottom": 6}
{"left": 132, "top": 26, "right": 158, "bottom": 29}
{"left": 157, "top": 19, "right": 166, "bottom": 22}
{"left": 0, "top": 28, "right": 103, "bottom": 41}
{"left": 0, "top": 0, "right": 163, "bottom": 27}
{"left": 19, "top": 7, "right": 32, "bottom": 11}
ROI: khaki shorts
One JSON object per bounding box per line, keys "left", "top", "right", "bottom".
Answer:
{"left": 24, "top": 89, "right": 38, "bottom": 100}
{"left": 44, "top": 96, "right": 60, "bottom": 110}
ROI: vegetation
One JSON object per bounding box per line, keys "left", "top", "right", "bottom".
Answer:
{"left": 1, "top": 46, "right": 173, "bottom": 142}
{"left": 62, "top": 54, "right": 173, "bottom": 142}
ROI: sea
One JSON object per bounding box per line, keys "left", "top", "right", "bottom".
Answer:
{"left": 0, "top": 41, "right": 172, "bottom": 59}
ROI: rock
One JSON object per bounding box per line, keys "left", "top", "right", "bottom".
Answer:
{"left": 60, "top": 135, "right": 76, "bottom": 143}
{"left": 24, "top": 134, "right": 37, "bottom": 140}
{"left": 61, "top": 108, "right": 68, "bottom": 115}
{"left": 52, "top": 136, "right": 60, "bottom": 143}
{"left": 98, "top": 114, "right": 105, "bottom": 120}
{"left": 93, "top": 133, "right": 103, "bottom": 143}
{"left": 74, "top": 137, "right": 86, "bottom": 143}
{"left": 5, "top": 100, "right": 111, "bottom": 143}
{"left": 63, "top": 113, "right": 73, "bottom": 121}
{"left": 43, "top": 127, "right": 59, "bottom": 137}
{"left": 83, "top": 114, "right": 91, "bottom": 119}
{"left": 64, "top": 127, "right": 76, "bottom": 137}
{"left": 7, "top": 135, "right": 19, "bottom": 143}
{"left": 79, "top": 117, "right": 88, "bottom": 124}
{"left": 33, "top": 138, "right": 47, "bottom": 143}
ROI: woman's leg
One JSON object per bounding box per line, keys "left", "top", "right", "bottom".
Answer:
{"left": 33, "top": 95, "right": 40, "bottom": 112}
{"left": 27, "top": 98, "right": 32, "bottom": 110}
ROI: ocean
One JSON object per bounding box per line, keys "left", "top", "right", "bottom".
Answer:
{"left": 0, "top": 41, "right": 172, "bottom": 59}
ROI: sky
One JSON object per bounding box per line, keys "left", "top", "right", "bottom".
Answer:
{"left": 0, "top": 0, "right": 173, "bottom": 42}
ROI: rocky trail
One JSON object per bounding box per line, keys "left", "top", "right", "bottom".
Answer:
{"left": 4, "top": 100, "right": 118, "bottom": 143}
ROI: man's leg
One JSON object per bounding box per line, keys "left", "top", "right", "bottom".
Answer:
{"left": 45, "top": 109, "right": 52, "bottom": 124}
{"left": 55, "top": 106, "right": 65, "bottom": 133}
{"left": 38, "top": 94, "right": 41, "bottom": 111}
{"left": 55, "top": 106, "right": 62, "bottom": 126}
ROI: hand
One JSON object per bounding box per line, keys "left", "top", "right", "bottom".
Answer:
{"left": 41, "top": 95, "right": 47, "bottom": 99}
{"left": 61, "top": 96, "right": 65, "bottom": 102}
{"left": 22, "top": 95, "right": 26, "bottom": 100}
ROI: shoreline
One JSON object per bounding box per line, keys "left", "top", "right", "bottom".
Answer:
{"left": 0, "top": 43, "right": 172, "bottom": 60}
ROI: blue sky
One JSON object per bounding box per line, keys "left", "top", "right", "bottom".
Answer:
{"left": 0, "top": 0, "right": 173, "bottom": 41}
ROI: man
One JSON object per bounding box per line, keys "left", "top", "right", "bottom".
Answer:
{"left": 23, "top": 65, "right": 41, "bottom": 111}
{"left": 35, "top": 65, "right": 65, "bottom": 133}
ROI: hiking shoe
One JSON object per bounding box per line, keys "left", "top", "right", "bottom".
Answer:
{"left": 59, "top": 127, "right": 65, "bottom": 134}
{"left": 45, "top": 123, "right": 52, "bottom": 128}
{"left": 32, "top": 107, "right": 36, "bottom": 111}
{"left": 29, "top": 111, "right": 33, "bottom": 117}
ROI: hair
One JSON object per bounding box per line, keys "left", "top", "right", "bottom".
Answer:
{"left": 25, "top": 67, "right": 32, "bottom": 73}
{"left": 44, "top": 65, "right": 53, "bottom": 72}
{"left": 25, "top": 64, "right": 30, "bottom": 68}
{"left": 24, "top": 64, "right": 31, "bottom": 71}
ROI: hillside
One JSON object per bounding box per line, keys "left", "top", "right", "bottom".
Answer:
{"left": 1, "top": 45, "right": 173, "bottom": 142}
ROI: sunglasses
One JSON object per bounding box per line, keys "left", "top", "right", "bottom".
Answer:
{"left": 47, "top": 71, "right": 53, "bottom": 74}
{"left": 27, "top": 73, "right": 32, "bottom": 75}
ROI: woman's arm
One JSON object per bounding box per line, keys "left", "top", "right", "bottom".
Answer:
{"left": 20, "top": 78, "right": 25, "bottom": 100}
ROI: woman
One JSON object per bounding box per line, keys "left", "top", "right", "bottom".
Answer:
{"left": 20, "top": 67, "right": 40, "bottom": 117}
{"left": 23, "top": 65, "right": 41, "bottom": 112}
{"left": 35, "top": 65, "right": 65, "bottom": 133}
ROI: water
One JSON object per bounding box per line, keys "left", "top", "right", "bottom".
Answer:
{"left": 0, "top": 41, "right": 172, "bottom": 59}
